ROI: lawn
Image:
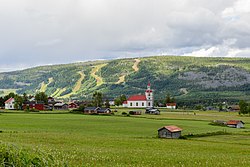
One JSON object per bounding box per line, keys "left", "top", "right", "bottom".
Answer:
{"left": 0, "top": 111, "right": 249, "bottom": 166}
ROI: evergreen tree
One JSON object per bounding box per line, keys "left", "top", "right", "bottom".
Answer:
{"left": 14, "top": 95, "right": 24, "bottom": 110}
{"left": 35, "top": 92, "right": 48, "bottom": 104}
{"left": 92, "top": 91, "right": 103, "bottom": 107}
{"left": 166, "top": 94, "right": 171, "bottom": 103}
{"left": 239, "top": 100, "right": 248, "bottom": 115}
{"left": 105, "top": 99, "right": 110, "bottom": 108}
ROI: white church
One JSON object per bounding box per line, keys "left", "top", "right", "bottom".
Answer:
{"left": 123, "top": 82, "right": 154, "bottom": 108}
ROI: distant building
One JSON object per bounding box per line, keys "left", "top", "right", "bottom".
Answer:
{"left": 23, "top": 102, "right": 45, "bottom": 111}
{"left": 145, "top": 108, "right": 160, "bottom": 115}
{"left": 158, "top": 126, "right": 182, "bottom": 139}
{"left": 227, "top": 105, "right": 240, "bottom": 112}
{"left": 97, "top": 108, "right": 112, "bottom": 114}
{"left": 48, "top": 97, "right": 55, "bottom": 104}
{"left": 84, "top": 107, "right": 98, "bottom": 114}
{"left": 166, "top": 103, "right": 176, "bottom": 109}
{"left": 123, "top": 82, "right": 153, "bottom": 108}
{"left": 83, "top": 107, "right": 111, "bottom": 114}
{"left": 68, "top": 102, "right": 78, "bottom": 109}
{"left": 226, "top": 120, "right": 245, "bottom": 128}
{"left": 129, "top": 110, "right": 142, "bottom": 115}
{"left": 4, "top": 98, "right": 15, "bottom": 110}
{"left": 54, "top": 103, "right": 68, "bottom": 110}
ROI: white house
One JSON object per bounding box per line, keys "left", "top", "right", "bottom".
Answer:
{"left": 166, "top": 103, "right": 177, "bottom": 109}
{"left": 123, "top": 82, "right": 154, "bottom": 108}
{"left": 5, "top": 97, "right": 15, "bottom": 110}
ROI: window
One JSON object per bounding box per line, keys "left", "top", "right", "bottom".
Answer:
{"left": 142, "top": 102, "right": 144, "bottom": 106}
{"left": 148, "top": 102, "right": 151, "bottom": 106}
{"left": 130, "top": 103, "right": 132, "bottom": 106}
{"left": 136, "top": 102, "right": 138, "bottom": 106}
{"left": 148, "top": 93, "right": 150, "bottom": 96}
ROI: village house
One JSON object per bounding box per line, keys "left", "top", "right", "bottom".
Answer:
{"left": 129, "top": 110, "right": 142, "bottom": 115}
{"left": 84, "top": 107, "right": 111, "bottom": 114}
{"left": 23, "top": 102, "right": 45, "bottom": 111}
{"left": 145, "top": 108, "right": 160, "bottom": 115}
{"left": 226, "top": 120, "right": 245, "bottom": 128}
{"left": 4, "top": 98, "right": 15, "bottom": 110}
{"left": 48, "top": 97, "right": 55, "bottom": 104}
{"left": 123, "top": 82, "right": 154, "bottom": 108}
{"left": 54, "top": 102, "right": 68, "bottom": 110}
{"left": 158, "top": 125, "right": 182, "bottom": 139}
{"left": 97, "top": 108, "right": 112, "bottom": 114}
{"left": 227, "top": 105, "right": 240, "bottom": 112}
{"left": 68, "top": 102, "right": 78, "bottom": 109}
{"left": 84, "top": 107, "right": 98, "bottom": 114}
{"left": 166, "top": 103, "right": 177, "bottom": 109}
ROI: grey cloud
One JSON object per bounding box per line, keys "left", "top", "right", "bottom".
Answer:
{"left": 0, "top": 0, "right": 250, "bottom": 71}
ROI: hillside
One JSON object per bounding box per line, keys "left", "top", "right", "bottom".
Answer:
{"left": 1, "top": 56, "right": 250, "bottom": 104}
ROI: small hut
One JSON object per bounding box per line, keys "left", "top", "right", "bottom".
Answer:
{"left": 158, "top": 125, "right": 182, "bottom": 139}
{"left": 226, "top": 120, "right": 245, "bottom": 128}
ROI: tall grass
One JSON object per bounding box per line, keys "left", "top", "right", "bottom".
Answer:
{"left": 0, "top": 142, "right": 66, "bottom": 167}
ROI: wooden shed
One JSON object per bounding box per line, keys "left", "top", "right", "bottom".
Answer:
{"left": 226, "top": 120, "right": 245, "bottom": 128}
{"left": 158, "top": 126, "right": 182, "bottom": 139}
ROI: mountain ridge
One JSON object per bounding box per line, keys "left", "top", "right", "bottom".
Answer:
{"left": 1, "top": 55, "right": 250, "bottom": 105}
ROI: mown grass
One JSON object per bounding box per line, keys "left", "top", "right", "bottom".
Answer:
{"left": 0, "top": 111, "right": 249, "bottom": 166}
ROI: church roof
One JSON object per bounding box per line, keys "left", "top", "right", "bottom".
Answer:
{"left": 127, "top": 95, "right": 147, "bottom": 101}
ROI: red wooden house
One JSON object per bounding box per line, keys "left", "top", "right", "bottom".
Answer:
{"left": 68, "top": 102, "right": 78, "bottom": 109}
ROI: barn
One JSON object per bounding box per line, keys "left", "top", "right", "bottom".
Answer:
{"left": 158, "top": 126, "right": 182, "bottom": 139}
{"left": 226, "top": 120, "right": 245, "bottom": 128}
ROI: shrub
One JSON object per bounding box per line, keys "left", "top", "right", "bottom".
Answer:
{"left": 30, "top": 108, "right": 40, "bottom": 112}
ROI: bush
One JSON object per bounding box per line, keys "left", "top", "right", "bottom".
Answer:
{"left": 30, "top": 108, "right": 40, "bottom": 112}
{"left": 121, "top": 112, "right": 130, "bottom": 117}
{"left": 122, "top": 112, "right": 127, "bottom": 115}
{"left": 70, "top": 110, "right": 83, "bottom": 114}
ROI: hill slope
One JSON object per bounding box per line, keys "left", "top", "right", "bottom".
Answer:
{"left": 1, "top": 56, "right": 250, "bottom": 104}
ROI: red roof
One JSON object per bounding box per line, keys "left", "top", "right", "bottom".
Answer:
{"left": 166, "top": 103, "right": 176, "bottom": 106}
{"left": 123, "top": 101, "right": 128, "bottom": 104}
{"left": 5, "top": 97, "right": 14, "bottom": 104}
{"left": 146, "top": 90, "right": 153, "bottom": 93}
{"left": 127, "top": 95, "right": 147, "bottom": 101}
{"left": 158, "top": 125, "right": 182, "bottom": 132}
{"left": 227, "top": 120, "right": 244, "bottom": 125}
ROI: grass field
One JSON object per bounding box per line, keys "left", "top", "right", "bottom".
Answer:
{"left": 0, "top": 110, "right": 249, "bottom": 166}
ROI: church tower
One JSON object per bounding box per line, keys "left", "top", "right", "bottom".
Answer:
{"left": 145, "top": 81, "right": 153, "bottom": 107}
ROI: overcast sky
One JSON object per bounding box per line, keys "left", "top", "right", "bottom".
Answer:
{"left": 1, "top": 0, "right": 250, "bottom": 72}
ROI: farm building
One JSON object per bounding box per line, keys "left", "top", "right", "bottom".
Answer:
{"left": 145, "top": 108, "right": 160, "bottom": 115}
{"left": 68, "top": 102, "right": 78, "bottom": 109}
{"left": 84, "top": 107, "right": 111, "bottom": 114}
{"left": 166, "top": 103, "right": 176, "bottom": 109}
{"left": 4, "top": 98, "right": 15, "bottom": 110}
{"left": 23, "top": 102, "right": 45, "bottom": 111}
{"left": 97, "top": 108, "right": 112, "bottom": 114}
{"left": 54, "top": 103, "right": 68, "bottom": 110}
{"left": 129, "top": 110, "right": 142, "bottom": 115}
{"left": 227, "top": 105, "right": 240, "bottom": 112}
{"left": 226, "top": 120, "right": 245, "bottom": 128}
{"left": 158, "top": 126, "right": 182, "bottom": 139}
{"left": 84, "top": 107, "right": 99, "bottom": 114}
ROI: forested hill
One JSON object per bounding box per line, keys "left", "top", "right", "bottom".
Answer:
{"left": 1, "top": 56, "right": 250, "bottom": 104}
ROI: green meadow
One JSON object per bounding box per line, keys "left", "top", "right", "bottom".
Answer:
{"left": 0, "top": 110, "right": 250, "bottom": 166}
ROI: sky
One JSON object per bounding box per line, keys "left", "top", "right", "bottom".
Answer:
{"left": 0, "top": 0, "right": 250, "bottom": 72}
